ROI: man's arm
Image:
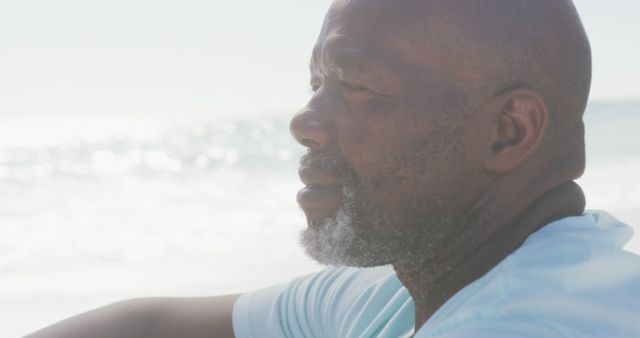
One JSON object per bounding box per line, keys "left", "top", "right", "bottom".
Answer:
{"left": 24, "top": 294, "right": 240, "bottom": 338}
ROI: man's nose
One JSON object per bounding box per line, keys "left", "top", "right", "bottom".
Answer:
{"left": 290, "top": 107, "right": 332, "bottom": 150}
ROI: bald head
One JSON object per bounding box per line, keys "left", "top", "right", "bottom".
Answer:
{"left": 328, "top": 0, "right": 591, "bottom": 126}
{"left": 412, "top": 0, "right": 591, "bottom": 130}
{"left": 319, "top": 0, "right": 590, "bottom": 176}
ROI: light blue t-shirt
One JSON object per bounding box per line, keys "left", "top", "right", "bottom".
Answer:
{"left": 233, "top": 211, "right": 640, "bottom": 337}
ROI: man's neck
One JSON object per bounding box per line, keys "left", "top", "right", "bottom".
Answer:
{"left": 394, "top": 181, "right": 586, "bottom": 332}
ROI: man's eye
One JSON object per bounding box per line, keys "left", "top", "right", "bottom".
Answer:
{"left": 342, "top": 81, "right": 371, "bottom": 93}
{"left": 310, "top": 84, "right": 321, "bottom": 93}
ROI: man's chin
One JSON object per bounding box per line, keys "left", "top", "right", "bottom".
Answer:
{"left": 299, "top": 215, "right": 393, "bottom": 268}
{"left": 300, "top": 234, "right": 385, "bottom": 267}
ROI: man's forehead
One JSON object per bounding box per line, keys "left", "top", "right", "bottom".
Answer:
{"left": 320, "top": 0, "right": 415, "bottom": 41}
{"left": 310, "top": 0, "right": 467, "bottom": 83}
{"left": 312, "top": 0, "right": 424, "bottom": 69}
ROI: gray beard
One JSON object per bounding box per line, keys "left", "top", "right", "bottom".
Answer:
{"left": 296, "top": 118, "right": 468, "bottom": 269}
{"left": 299, "top": 182, "right": 452, "bottom": 268}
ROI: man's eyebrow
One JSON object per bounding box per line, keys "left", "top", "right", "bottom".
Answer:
{"left": 309, "top": 45, "right": 323, "bottom": 75}
{"left": 308, "top": 46, "right": 390, "bottom": 79}
{"left": 308, "top": 58, "right": 318, "bottom": 74}
{"left": 307, "top": 41, "right": 405, "bottom": 92}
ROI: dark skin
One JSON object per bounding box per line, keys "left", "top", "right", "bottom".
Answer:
{"left": 291, "top": 0, "right": 590, "bottom": 331}
{"left": 25, "top": 296, "right": 238, "bottom": 338}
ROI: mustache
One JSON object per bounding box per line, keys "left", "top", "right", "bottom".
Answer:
{"left": 299, "top": 150, "right": 356, "bottom": 182}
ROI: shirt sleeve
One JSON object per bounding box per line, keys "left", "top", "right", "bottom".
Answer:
{"left": 232, "top": 282, "right": 290, "bottom": 338}
{"left": 232, "top": 267, "right": 352, "bottom": 338}
{"left": 232, "top": 265, "right": 413, "bottom": 338}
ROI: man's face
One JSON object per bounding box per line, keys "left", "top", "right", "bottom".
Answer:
{"left": 291, "top": 0, "right": 487, "bottom": 267}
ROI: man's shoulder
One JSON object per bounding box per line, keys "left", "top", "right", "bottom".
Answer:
{"left": 505, "top": 210, "right": 640, "bottom": 288}
{"left": 311, "top": 265, "right": 401, "bottom": 291}
{"left": 233, "top": 265, "right": 414, "bottom": 338}
{"left": 490, "top": 210, "right": 640, "bottom": 309}
{"left": 418, "top": 210, "right": 640, "bottom": 337}
{"left": 287, "top": 264, "right": 410, "bottom": 318}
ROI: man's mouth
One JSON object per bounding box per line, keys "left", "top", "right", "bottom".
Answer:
{"left": 297, "top": 165, "right": 342, "bottom": 221}
{"left": 298, "top": 165, "right": 341, "bottom": 187}
{"left": 296, "top": 185, "right": 341, "bottom": 205}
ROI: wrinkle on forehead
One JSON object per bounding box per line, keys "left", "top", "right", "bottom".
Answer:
{"left": 310, "top": 0, "right": 444, "bottom": 92}
{"left": 310, "top": 42, "right": 407, "bottom": 96}
{"left": 310, "top": 35, "right": 407, "bottom": 93}
{"left": 312, "top": 34, "right": 359, "bottom": 78}
{"left": 318, "top": 0, "right": 413, "bottom": 53}
{"left": 314, "top": 0, "right": 471, "bottom": 79}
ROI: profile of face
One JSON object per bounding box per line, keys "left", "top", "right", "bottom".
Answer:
{"left": 290, "top": 0, "right": 491, "bottom": 268}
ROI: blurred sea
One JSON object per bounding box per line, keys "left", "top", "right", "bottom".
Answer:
{"left": 2, "top": 101, "right": 639, "bottom": 337}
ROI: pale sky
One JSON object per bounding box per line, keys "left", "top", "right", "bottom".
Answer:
{"left": 0, "top": 0, "right": 638, "bottom": 118}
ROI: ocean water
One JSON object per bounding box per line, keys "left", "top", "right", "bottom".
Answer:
{"left": 2, "top": 101, "right": 639, "bottom": 337}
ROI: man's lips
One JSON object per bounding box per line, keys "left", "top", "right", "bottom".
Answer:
{"left": 297, "top": 166, "right": 342, "bottom": 220}
{"left": 297, "top": 165, "right": 341, "bottom": 187}
{"left": 296, "top": 185, "right": 342, "bottom": 205}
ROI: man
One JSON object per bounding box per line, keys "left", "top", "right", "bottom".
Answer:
{"left": 27, "top": 0, "right": 640, "bottom": 337}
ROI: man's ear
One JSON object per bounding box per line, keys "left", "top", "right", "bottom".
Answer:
{"left": 483, "top": 89, "right": 549, "bottom": 174}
